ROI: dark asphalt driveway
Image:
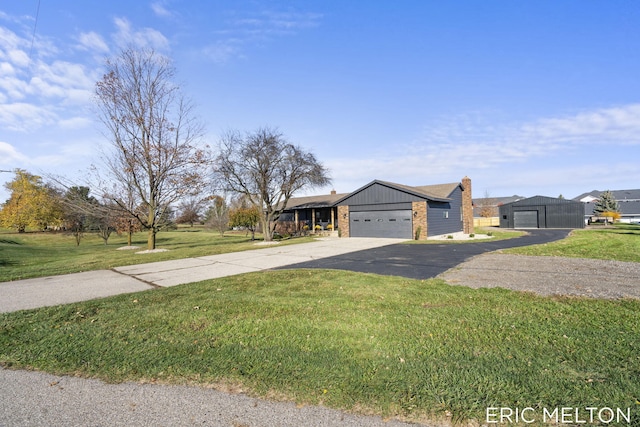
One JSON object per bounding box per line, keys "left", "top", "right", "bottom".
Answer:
{"left": 278, "top": 229, "right": 571, "bottom": 280}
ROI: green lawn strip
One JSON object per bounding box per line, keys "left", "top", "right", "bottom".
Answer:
{"left": 503, "top": 224, "right": 640, "bottom": 263}
{"left": 1, "top": 269, "right": 638, "bottom": 425}
{"left": 0, "top": 229, "right": 313, "bottom": 282}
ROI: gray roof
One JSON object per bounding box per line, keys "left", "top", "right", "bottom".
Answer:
{"left": 377, "top": 180, "right": 460, "bottom": 201}
{"left": 473, "top": 195, "right": 526, "bottom": 207}
{"left": 280, "top": 192, "right": 349, "bottom": 211}
{"left": 573, "top": 189, "right": 640, "bottom": 202}
{"left": 583, "top": 200, "right": 640, "bottom": 216}
{"left": 572, "top": 188, "right": 640, "bottom": 216}
{"left": 501, "top": 195, "right": 583, "bottom": 207}
{"left": 284, "top": 179, "right": 463, "bottom": 211}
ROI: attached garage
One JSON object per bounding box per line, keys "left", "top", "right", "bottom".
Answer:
{"left": 350, "top": 210, "right": 413, "bottom": 238}
{"left": 500, "top": 196, "right": 585, "bottom": 229}
{"left": 336, "top": 178, "right": 475, "bottom": 239}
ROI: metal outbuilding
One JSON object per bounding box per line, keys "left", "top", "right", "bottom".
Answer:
{"left": 499, "top": 196, "right": 585, "bottom": 229}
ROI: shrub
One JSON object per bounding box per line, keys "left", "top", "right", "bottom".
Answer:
{"left": 326, "top": 224, "right": 333, "bottom": 230}
{"left": 414, "top": 226, "right": 422, "bottom": 240}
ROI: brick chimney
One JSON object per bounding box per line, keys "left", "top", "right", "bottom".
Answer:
{"left": 330, "top": 189, "right": 337, "bottom": 195}
{"left": 461, "top": 176, "right": 474, "bottom": 234}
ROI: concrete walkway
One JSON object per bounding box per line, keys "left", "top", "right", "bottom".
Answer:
{"left": 0, "top": 237, "right": 405, "bottom": 313}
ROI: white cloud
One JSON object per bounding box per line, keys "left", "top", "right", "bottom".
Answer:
{"left": 0, "top": 102, "right": 58, "bottom": 132}
{"left": 326, "top": 104, "right": 640, "bottom": 194}
{"left": 200, "top": 9, "right": 322, "bottom": 63}
{"left": 0, "top": 73, "right": 29, "bottom": 100}
{"left": 234, "top": 11, "right": 323, "bottom": 35}
{"left": 76, "top": 31, "right": 110, "bottom": 54}
{"left": 112, "top": 17, "right": 170, "bottom": 51}
{"left": 522, "top": 104, "right": 640, "bottom": 145}
{"left": 0, "top": 141, "right": 28, "bottom": 165}
{"left": 58, "top": 116, "right": 93, "bottom": 130}
{"left": 201, "top": 39, "right": 244, "bottom": 63}
{"left": 151, "top": 2, "right": 173, "bottom": 18}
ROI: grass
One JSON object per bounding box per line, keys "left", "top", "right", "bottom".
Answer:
{"left": 1, "top": 270, "right": 638, "bottom": 425}
{"left": 2, "top": 224, "right": 639, "bottom": 424}
{"left": 0, "top": 227, "right": 314, "bottom": 282}
{"left": 504, "top": 224, "right": 640, "bottom": 263}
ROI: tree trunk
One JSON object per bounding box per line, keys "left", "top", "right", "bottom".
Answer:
{"left": 262, "top": 218, "right": 272, "bottom": 241}
{"left": 148, "top": 204, "right": 156, "bottom": 249}
{"left": 148, "top": 228, "right": 156, "bottom": 250}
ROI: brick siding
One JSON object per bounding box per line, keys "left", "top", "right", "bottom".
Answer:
{"left": 412, "top": 201, "right": 427, "bottom": 240}
{"left": 337, "top": 205, "right": 349, "bottom": 237}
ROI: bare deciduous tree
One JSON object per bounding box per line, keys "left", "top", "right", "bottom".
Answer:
{"left": 176, "top": 196, "right": 206, "bottom": 227}
{"left": 214, "top": 127, "right": 331, "bottom": 241}
{"left": 204, "top": 195, "right": 229, "bottom": 237}
{"left": 476, "top": 190, "right": 498, "bottom": 218}
{"left": 94, "top": 47, "right": 209, "bottom": 250}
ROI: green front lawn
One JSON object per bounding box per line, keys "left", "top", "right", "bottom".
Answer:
{"left": 0, "top": 227, "right": 313, "bottom": 282}
{"left": 1, "top": 270, "right": 638, "bottom": 425}
{"left": 504, "top": 224, "right": 640, "bottom": 262}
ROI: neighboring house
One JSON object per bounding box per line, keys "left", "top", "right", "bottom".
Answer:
{"left": 279, "top": 177, "right": 474, "bottom": 240}
{"left": 499, "top": 196, "right": 585, "bottom": 229}
{"left": 573, "top": 189, "right": 640, "bottom": 224}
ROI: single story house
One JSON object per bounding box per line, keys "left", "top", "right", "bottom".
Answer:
{"left": 573, "top": 189, "right": 640, "bottom": 224}
{"left": 499, "top": 196, "right": 585, "bottom": 229}
{"left": 279, "top": 177, "right": 474, "bottom": 240}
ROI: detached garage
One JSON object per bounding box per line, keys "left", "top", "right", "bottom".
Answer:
{"left": 499, "top": 196, "right": 585, "bottom": 229}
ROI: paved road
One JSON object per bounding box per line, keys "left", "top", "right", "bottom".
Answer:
{"left": 0, "top": 368, "right": 426, "bottom": 427}
{"left": 278, "top": 229, "right": 571, "bottom": 279}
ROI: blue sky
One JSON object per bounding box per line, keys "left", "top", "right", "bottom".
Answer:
{"left": 1, "top": 1, "right": 639, "bottom": 203}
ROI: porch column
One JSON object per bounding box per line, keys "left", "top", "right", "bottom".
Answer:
{"left": 330, "top": 208, "right": 335, "bottom": 231}
{"left": 294, "top": 210, "right": 299, "bottom": 231}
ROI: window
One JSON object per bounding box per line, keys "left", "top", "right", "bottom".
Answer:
{"left": 443, "top": 211, "right": 449, "bottom": 219}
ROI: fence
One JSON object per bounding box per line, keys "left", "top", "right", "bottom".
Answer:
{"left": 474, "top": 217, "right": 500, "bottom": 227}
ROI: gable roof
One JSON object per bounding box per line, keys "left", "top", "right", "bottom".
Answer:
{"left": 334, "top": 179, "right": 458, "bottom": 205}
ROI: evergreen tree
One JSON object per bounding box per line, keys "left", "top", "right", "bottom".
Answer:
{"left": 593, "top": 190, "right": 619, "bottom": 215}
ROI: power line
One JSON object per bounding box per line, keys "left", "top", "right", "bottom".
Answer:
{"left": 29, "top": 0, "right": 42, "bottom": 60}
